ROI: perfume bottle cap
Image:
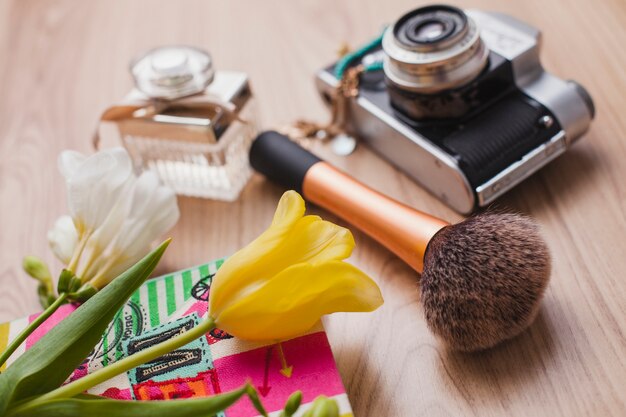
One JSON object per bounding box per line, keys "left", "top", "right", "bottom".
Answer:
{"left": 130, "top": 46, "right": 215, "bottom": 100}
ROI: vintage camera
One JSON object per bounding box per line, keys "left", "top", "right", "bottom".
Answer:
{"left": 316, "top": 5, "right": 594, "bottom": 213}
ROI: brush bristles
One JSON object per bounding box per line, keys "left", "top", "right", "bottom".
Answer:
{"left": 421, "top": 213, "right": 551, "bottom": 352}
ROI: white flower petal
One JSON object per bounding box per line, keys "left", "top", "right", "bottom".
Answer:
{"left": 85, "top": 176, "right": 136, "bottom": 250}
{"left": 47, "top": 215, "right": 78, "bottom": 264}
{"left": 90, "top": 183, "right": 178, "bottom": 287}
{"left": 63, "top": 147, "right": 133, "bottom": 231}
{"left": 58, "top": 150, "right": 87, "bottom": 181}
{"left": 114, "top": 179, "right": 179, "bottom": 256}
{"left": 126, "top": 196, "right": 179, "bottom": 258}
{"left": 125, "top": 171, "right": 161, "bottom": 221}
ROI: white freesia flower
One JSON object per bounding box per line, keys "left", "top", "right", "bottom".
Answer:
{"left": 47, "top": 215, "right": 78, "bottom": 264}
{"left": 50, "top": 147, "right": 180, "bottom": 292}
{"left": 59, "top": 147, "right": 133, "bottom": 236}
{"left": 88, "top": 171, "right": 180, "bottom": 288}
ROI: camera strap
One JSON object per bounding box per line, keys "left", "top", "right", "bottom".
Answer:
{"left": 280, "top": 64, "right": 363, "bottom": 141}
{"left": 279, "top": 32, "right": 385, "bottom": 155}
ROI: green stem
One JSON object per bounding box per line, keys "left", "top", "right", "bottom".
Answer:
{"left": 0, "top": 293, "right": 68, "bottom": 368}
{"left": 30, "top": 317, "right": 216, "bottom": 404}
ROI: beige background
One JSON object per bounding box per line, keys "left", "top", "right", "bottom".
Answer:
{"left": 0, "top": 0, "right": 625, "bottom": 416}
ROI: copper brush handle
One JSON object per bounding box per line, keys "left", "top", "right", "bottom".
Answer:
{"left": 250, "top": 131, "right": 449, "bottom": 273}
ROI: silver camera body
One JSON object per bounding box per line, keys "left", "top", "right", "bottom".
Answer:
{"left": 316, "top": 7, "right": 594, "bottom": 213}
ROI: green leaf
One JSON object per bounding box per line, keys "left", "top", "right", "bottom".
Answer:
{"left": 73, "top": 393, "right": 106, "bottom": 400}
{"left": 7, "top": 385, "right": 248, "bottom": 417}
{"left": 0, "top": 240, "right": 171, "bottom": 414}
{"left": 281, "top": 390, "right": 302, "bottom": 417}
{"left": 245, "top": 385, "right": 268, "bottom": 417}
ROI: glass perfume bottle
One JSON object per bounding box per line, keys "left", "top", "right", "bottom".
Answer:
{"left": 97, "top": 46, "right": 257, "bottom": 201}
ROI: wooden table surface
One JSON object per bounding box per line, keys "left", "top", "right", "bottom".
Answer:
{"left": 1, "top": 0, "right": 625, "bottom": 416}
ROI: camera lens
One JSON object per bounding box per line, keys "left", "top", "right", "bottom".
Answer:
{"left": 411, "top": 21, "right": 447, "bottom": 42}
{"left": 382, "top": 5, "right": 489, "bottom": 118}
{"left": 393, "top": 5, "right": 467, "bottom": 49}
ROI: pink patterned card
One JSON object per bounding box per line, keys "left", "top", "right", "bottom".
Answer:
{"left": 0, "top": 259, "right": 354, "bottom": 416}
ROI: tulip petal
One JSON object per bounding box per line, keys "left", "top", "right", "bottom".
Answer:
{"left": 209, "top": 191, "right": 306, "bottom": 312}
{"left": 209, "top": 191, "right": 354, "bottom": 315}
{"left": 47, "top": 215, "right": 79, "bottom": 264}
{"left": 271, "top": 190, "right": 305, "bottom": 228}
{"left": 213, "top": 261, "right": 384, "bottom": 341}
{"left": 281, "top": 215, "right": 354, "bottom": 264}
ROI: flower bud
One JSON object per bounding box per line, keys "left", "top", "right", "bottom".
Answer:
{"left": 208, "top": 191, "right": 383, "bottom": 342}
{"left": 57, "top": 269, "right": 76, "bottom": 293}
{"left": 282, "top": 390, "right": 303, "bottom": 417}
{"left": 303, "top": 396, "right": 340, "bottom": 417}
{"left": 23, "top": 256, "right": 52, "bottom": 282}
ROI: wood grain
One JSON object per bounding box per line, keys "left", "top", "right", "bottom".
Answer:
{"left": 0, "top": 0, "right": 624, "bottom": 415}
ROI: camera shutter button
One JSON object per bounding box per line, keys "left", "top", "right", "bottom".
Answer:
{"left": 538, "top": 115, "right": 554, "bottom": 129}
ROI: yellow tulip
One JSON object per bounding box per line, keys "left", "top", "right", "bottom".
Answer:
{"left": 208, "top": 190, "right": 383, "bottom": 341}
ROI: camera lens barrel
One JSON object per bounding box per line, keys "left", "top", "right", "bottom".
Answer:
{"left": 383, "top": 5, "right": 489, "bottom": 100}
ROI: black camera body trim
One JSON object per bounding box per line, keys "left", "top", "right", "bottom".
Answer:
{"left": 315, "top": 8, "right": 594, "bottom": 213}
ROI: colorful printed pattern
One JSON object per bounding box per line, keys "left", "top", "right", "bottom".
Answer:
{"left": 0, "top": 259, "right": 354, "bottom": 417}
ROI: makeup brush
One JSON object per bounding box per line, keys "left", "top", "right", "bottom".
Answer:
{"left": 249, "top": 131, "right": 551, "bottom": 351}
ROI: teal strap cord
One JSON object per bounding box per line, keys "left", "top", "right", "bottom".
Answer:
{"left": 334, "top": 30, "right": 385, "bottom": 79}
